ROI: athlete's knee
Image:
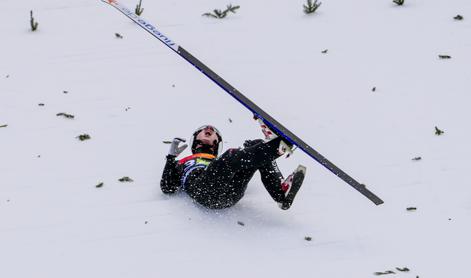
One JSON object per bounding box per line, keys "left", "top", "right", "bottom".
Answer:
{"left": 218, "top": 148, "right": 241, "bottom": 163}
{"left": 243, "top": 139, "right": 264, "bottom": 148}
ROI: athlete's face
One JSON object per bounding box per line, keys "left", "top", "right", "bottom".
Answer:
{"left": 195, "top": 126, "right": 219, "bottom": 147}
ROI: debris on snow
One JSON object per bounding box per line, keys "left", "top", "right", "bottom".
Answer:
{"left": 237, "top": 221, "right": 245, "bottom": 226}
{"left": 119, "top": 176, "right": 134, "bottom": 182}
{"left": 304, "top": 236, "right": 312, "bottom": 241}
{"left": 454, "top": 15, "right": 463, "bottom": 20}
{"left": 30, "top": 10, "right": 39, "bottom": 32}
{"left": 438, "top": 55, "right": 451, "bottom": 59}
{"left": 435, "top": 126, "right": 444, "bottom": 135}
{"left": 393, "top": 0, "right": 404, "bottom": 6}
{"left": 95, "top": 182, "right": 104, "bottom": 188}
{"left": 303, "top": 0, "right": 322, "bottom": 14}
{"left": 115, "top": 33, "right": 123, "bottom": 39}
{"left": 135, "top": 0, "right": 144, "bottom": 16}
{"left": 374, "top": 270, "right": 395, "bottom": 275}
{"left": 202, "top": 4, "right": 240, "bottom": 19}
{"left": 77, "top": 134, "right": 91, "bottom": 141}
{"left": 396, "top": 267, "right": 410, "bottom": 272}
{"left": 411, "top": 157, "right": 422, "bottom": 161}
{"left": 56, "top": 112, "right": 75, "bottom": 119}
{"left": 406, "top": 207, "right": 417, "bottom": 211}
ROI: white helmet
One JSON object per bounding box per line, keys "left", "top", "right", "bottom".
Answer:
{"left": 189, "top": 125, "right": 223, "bottom": 156}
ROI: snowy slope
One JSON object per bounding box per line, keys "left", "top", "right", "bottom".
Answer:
{"left": 1, "top": 0, "right": 470, "bottom": 277}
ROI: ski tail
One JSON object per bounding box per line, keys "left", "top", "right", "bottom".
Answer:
{"left": 280, "top": 165, "right": 307, "bottom": 210}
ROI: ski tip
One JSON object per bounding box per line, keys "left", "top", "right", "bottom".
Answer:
{"left": 359, "top": 183, "right": 384, "bottom": 205}
{"left": 360, "top": 183, "right": 384, "bottom": 205}
{"left": 374, "top": 199, "right": 385, "bottom": 205}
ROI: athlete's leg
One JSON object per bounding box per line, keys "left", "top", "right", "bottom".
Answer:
{"left": 185, "top": 148, "right": 258, "bottom": 209}
{"left": 242, "top": 139, "right": 286, "bottom": 203}
{"left": 186, "top": 138, "right": 286, "bottom": 209}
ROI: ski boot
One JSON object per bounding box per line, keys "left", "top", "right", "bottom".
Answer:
{"left": 255, "top": 117, "right": 294, "bottom": 156}
{"left": 279, "top": 165, "right": 307, "bottom": 210}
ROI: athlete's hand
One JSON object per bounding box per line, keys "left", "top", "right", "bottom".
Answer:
{"left": 168, "top": 137, "right": 188, "bottom": 157}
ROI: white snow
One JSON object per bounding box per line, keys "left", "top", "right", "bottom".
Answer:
{"left": 1, "top": 0, "right": 470, "bottom": 277}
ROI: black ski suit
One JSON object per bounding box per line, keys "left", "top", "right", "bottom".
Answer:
{"left": 160, "top": 138, "right": 287, "bottom": 209}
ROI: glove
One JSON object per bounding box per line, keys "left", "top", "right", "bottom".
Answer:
{"left": 168, "top": 137, "right": 188, "bottom": 157}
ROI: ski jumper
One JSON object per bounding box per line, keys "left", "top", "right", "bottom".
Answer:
{"left": 160, "top": 138, "right": 287, "bottom": 209}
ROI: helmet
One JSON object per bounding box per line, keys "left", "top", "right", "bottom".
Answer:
{"left": 189, "top": 125, "right": 223, "bottom": 156}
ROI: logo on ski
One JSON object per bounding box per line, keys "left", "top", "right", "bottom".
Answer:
{"left": 102, "top": 0, "right": 177, "bottom": 50}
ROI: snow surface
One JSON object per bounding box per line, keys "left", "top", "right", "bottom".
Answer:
{"left": 1, "top": 0, "right": 470, "bottom": 277}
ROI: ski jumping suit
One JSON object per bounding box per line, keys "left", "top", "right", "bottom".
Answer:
{"left": 160, "top": 138, "right": 287, "bottom": 209}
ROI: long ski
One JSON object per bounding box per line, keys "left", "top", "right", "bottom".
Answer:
{"left": 101, "top": 0, "right": 384, "bottom": 205}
